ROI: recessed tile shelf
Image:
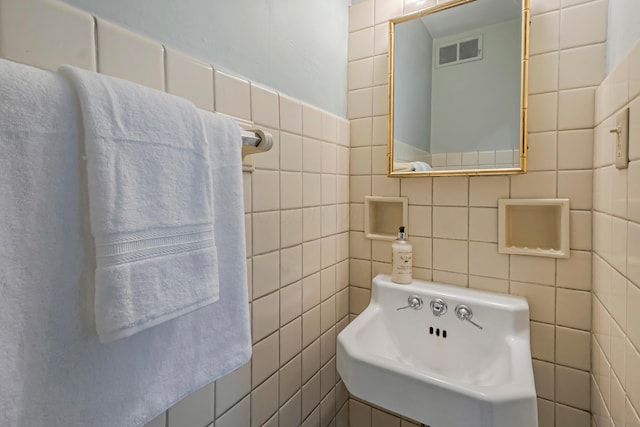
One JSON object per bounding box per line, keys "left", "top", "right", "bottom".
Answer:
{"left": 498, "top": 199, "right": 570, "bottom": 258}
{"left": 364, "top": 196, "right": 408, "bottom": 241}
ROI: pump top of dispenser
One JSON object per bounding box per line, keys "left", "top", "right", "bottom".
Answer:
{"left": 397, "top": 226, "right": 407, "bottom": 241}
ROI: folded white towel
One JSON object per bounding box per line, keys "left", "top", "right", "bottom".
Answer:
{"left": 0, "top": 58, "right": 250, "bottom": 427}
{"left": 393, "top": 160, "right": 433, "bottom": 172}
{"left": 59, "top": 65, "right": 219, "bottom": 343}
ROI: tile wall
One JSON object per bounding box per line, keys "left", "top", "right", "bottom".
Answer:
{"left": 0, "top": 0, "right": 351, "bottom": 426}
{"left": 590, "top": 40, "right": 640, "bottom": 426}
{"left": 347, "top": 0, "right": 608, "bottom": 425}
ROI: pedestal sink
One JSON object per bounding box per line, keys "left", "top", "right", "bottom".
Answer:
{"left": 337, "top": 274, "right": 537, "bottom": 427}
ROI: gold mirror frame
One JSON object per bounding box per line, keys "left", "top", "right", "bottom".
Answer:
{"left": 388, "top": 0, "right": 530, "bottom": 177}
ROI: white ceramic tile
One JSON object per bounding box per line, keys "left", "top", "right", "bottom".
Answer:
{"left": 350, "top": 118, "right": 372, "bottom": 147}
{"left": 251, "top": 84, "right": 279, "bottom": 128}
{"left": 302, "top": 138, "right": 323, "bottom": 173}
{"left": 558, "top": 87, "right": 595, "bottom": 130}
{"left": 371, "top": 175, "right": 400, "bottom": 196}
{"left": 301, "top": 372, "right": 321, "bottom": 420}
{"left": 469, "top": 242, "right": 508, "bottom": 279}
{"left": 528, "top": 92, "right": 558, "bottom": 132}
{"left": 215, "top": 395, "right": 250, "bottom": 427}
{"left": 303, "top": 207, "right": 322, "bottom": 242}
{"left": 559, "top": 43, "right": 606, "bottom": 90}
{"left": 510, "top": 255, "right": 556, "bottom": 286}
{"left": 336, "top": 119, "right": 349, "bottom": 149}
{"left": 374, "top": 22, "right": 389, "bottom": 55}
{"left": 281, "top": 209, "right": 303, "bottom": 248}
{"left": 97, "top": 19, "right": 164, "bottom": 90}
{"left": 281, "top": 172, "right": 303, "bottom": 210}
{"left": 165, "top": 48, "right": 213, "bottom": 110}
{"left": 321, "top": 205, "right": 337, "bottom": 236}
{"left": 280, "top": 246, "right": 303, "bottom": 288}
{"left": 372, "top": 115, "right": 388, "bottom": 146}
{"left": 250, "top": 373, "right": 279, "bottom": 427}
{"left": 432, "top": 207, "right": 468, "bottom": 240}
{"left": 253, "top": 292, "right": 280, "bottom": 343}
{"left": 252, "top": 252, "right": 280, "bottom": 299}
{"left": 337, "top": 145, "right": 350, "bottom": 176}
{"left": 280, "top": 94, "right": 303, "bottom": 135}
{"left": 510, "top": 171, "right": 556, "bottom": 198}
{"left": 373, "top": 54, "right": 388, "bottom": 86}
{"left": 348, "top": 57, "right": 373, "bottom": 90}
{"left": 349, "top": 0, "right": 374, "bottom": 32}
{"left": 0, "top": 0, "right": 96, "bottom": 71}
{"left": 527, "top": 132, "right": 557, "bottom": 171}
{"left": 321, "top": 235, "right": 337, "bottom": 268}
{"left": 400, "top": 177, "right": 432, "bottom": 205}
{"left": 530, "top": 0, "right": 560, "bottom": 15}
{"left": 372, "top": 84, "right": 388, "bottom": 116}
{"left": 280, "top": 356, "right": 302, "bottom": 403}
{"left": 215, "top": 372, "right": 251, "bottom": 417}
{"left": 350, "top": 147, "right": 372, "bottom": 175}
{"left": 469, "top": 176, "right": 510, "bottom": 207}
{"left": 214, "top": 70, "right": 250, "bottom": 120}
{"left": 557, "top": 129, "right": 593, "bottom": 170}
{"left": 556, "top": 250, "right": 591, "bottom": 291}
{"left": 469, "top": 207, "right": 498, "bottom": 243}
{"left": 252, "top": 332, "right": 280, "bottom": 388}
{"left": 557, "top": 170, "right": 592, "bottom": 210}
{"left": 167, "top": 384, "right": 214, "bottom": 427}
{"left": 280, "top": 318, "right": 302, "bottom": 365}
{"left": 303, "top": 240, "right": 322, "bottom": 278}
{"left": 348, "top": 88, "right": 373, "bottom": 119}
{"left": 279, "top": 391, "right": 301, "bottom": 427}
{"left": 631, "top": 97, "right": 640, "bottom": 162}
{"left": 529, "top": 11, "right": 560, "bottom": 56}
{"left": 303, "top": 104, "right": 323, "bottom": 139}
{"left": 628, "top": 222, "right": 640, "bottom": 287}
{"left": 433, "top": 177, "right": 468, "bottom": 206}
{"left": 374, "top": 0, "right": 402, "bottom": 24}
{"left": 280, "top": 132, "right": 303, "bottom": 172}
{"left": 432, "top": 239, "right": 467, "bottom": 274}
{"left": 528, "top": 52, "right": 559, "bottom": 94}
{"left": 321, "top": 113, "right": 338, "bottom": 144}
{"left": 348, "top": 27, "right": 374, "bottom": 61}
{"left": 556, "top": 288, "right": 591, "bottom": 330}
{"left": 252, "top": 170, "right": 279, "bottom": 212}
{"left": 510, "top": 281, "right": 556, "bottom": 323}
{"left": 559, "top": 0, "right": 607, "bottom": 49}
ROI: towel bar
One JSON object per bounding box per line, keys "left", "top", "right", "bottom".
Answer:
{"left": 241, "top": 129, "right": 273, "bottom": 157}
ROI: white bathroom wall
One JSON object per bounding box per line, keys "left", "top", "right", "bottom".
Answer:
{"left": 56, "top": 0, "right": 350, "bottom": 116}
{"left": 393, "top": 17, "right": 432, "bottom": 152}
{"left": 430, "top": 18, "right": 521, "bottom": 154}
{"left": 0, "top": 0, "right": 351, "bottom": 426}
{"left": 348, "top": 0, "right": 608, "bottom": 425}
{"left": 590, "top": 39, "right": 640, "bottom": 427}
{"left": 606, "top": 0, "right": 640, "bottom": 73}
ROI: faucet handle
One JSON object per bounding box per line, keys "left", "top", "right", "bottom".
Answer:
{"left": 455, "top": 304, "right": 483, "bottom": 330}
{"left": 396, "top": 295, "right": 423, "bottom": 311}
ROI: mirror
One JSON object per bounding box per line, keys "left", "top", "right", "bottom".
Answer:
{"left": 388, "top": 0, "right": 529, "bottom": 176}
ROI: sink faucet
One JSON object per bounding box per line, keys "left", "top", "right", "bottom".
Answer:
{"left": 455, "top": 304, "right": 483, "bottom": 330}
{"left": 396, "top": 295, "right": 423, "bottom": 310}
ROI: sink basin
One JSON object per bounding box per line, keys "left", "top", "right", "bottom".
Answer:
{"left": 337, "top": 274, "right": 537, "bottom": 427}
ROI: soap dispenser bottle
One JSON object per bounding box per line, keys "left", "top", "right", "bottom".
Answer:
{"left": 391, "top": 226, "right": 413, "bottom": 284}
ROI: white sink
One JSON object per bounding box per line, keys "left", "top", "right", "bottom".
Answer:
{"left": 337, "top": 274, "right": 538, "bottom": 427}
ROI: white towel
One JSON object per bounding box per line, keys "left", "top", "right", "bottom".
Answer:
{"left": 0, "top": 58, "right": 251, "bottom": 426}
{"left": 59, "top": 65, "right": 219, "bottom": 343}
{"left": 393, "top": 161, "right": 433, "bottom": 172}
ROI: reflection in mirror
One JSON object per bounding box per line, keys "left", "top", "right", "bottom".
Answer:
{"left": 389, "top": 0, "right": 529, "bottom": 176}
